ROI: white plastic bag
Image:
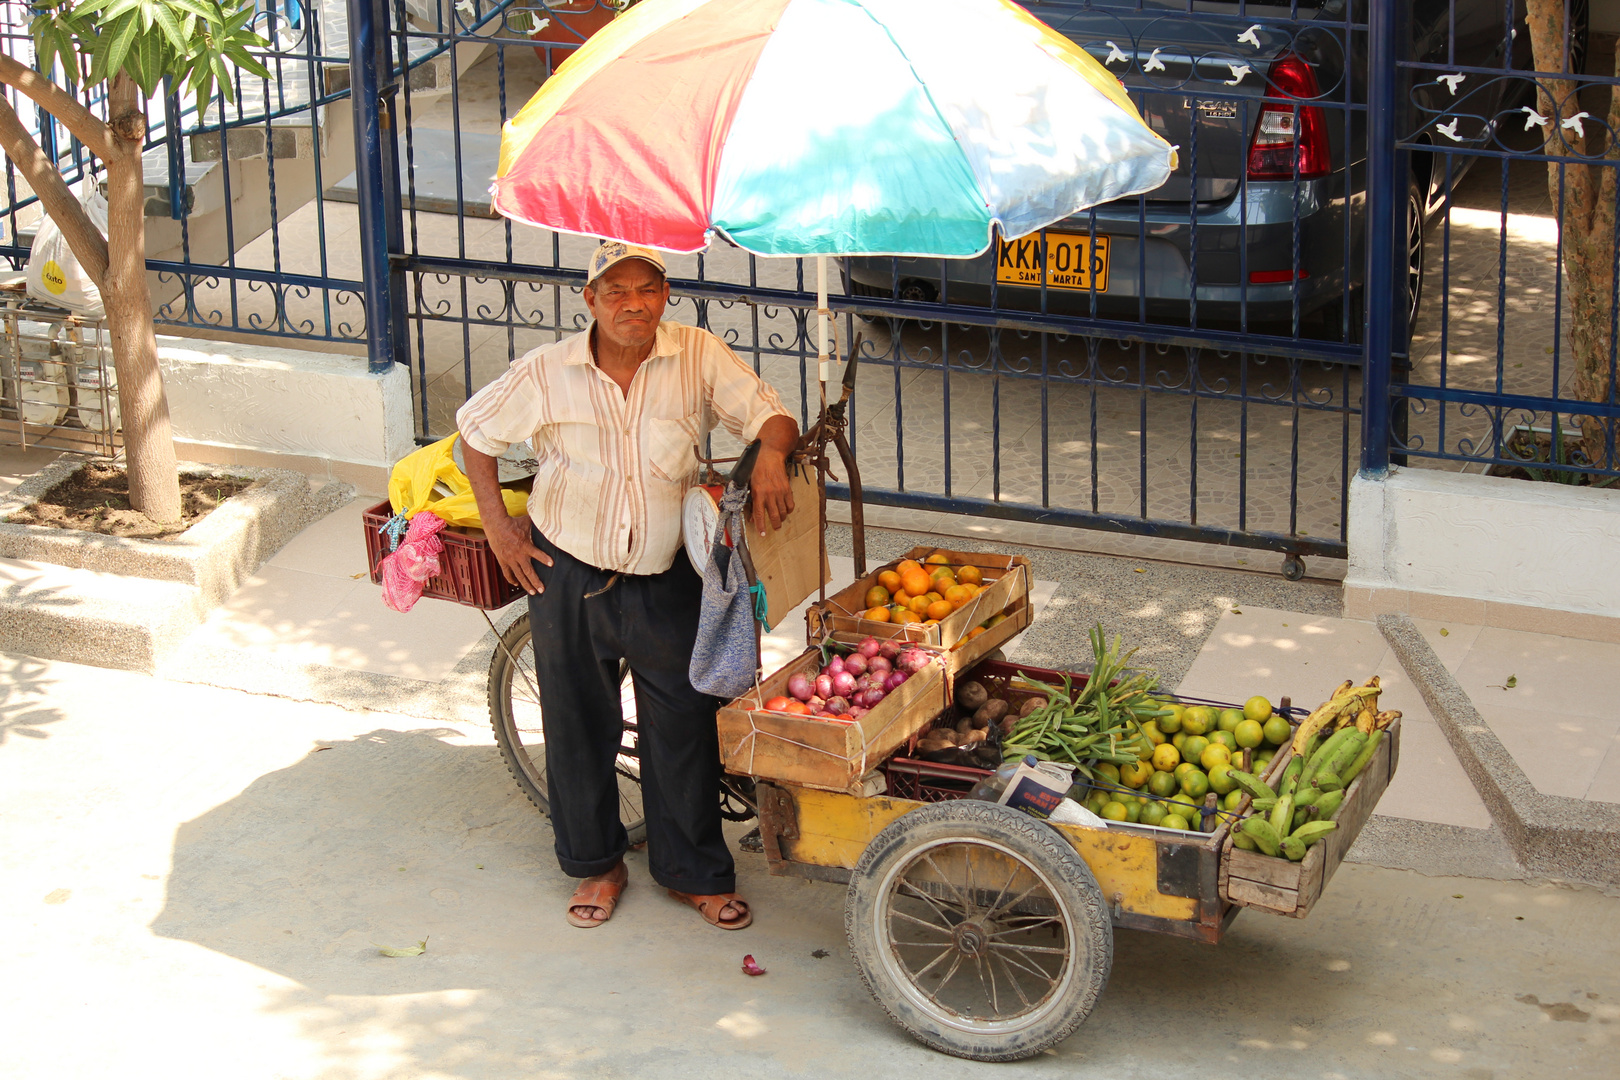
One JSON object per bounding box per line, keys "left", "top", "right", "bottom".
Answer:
{"left": 27, "top": 186, "right": 108, "bottom": 319}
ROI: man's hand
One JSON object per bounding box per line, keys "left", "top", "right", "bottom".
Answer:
{"left": 461, "top": 440, "right": 552, "bottom": 594}
{"left": 485, "top": 509, "right": 551, "bottom": 595}
{"left": 748, "top": 415, "right": 800, "bottom": 536}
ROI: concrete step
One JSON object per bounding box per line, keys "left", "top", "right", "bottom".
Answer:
{"left": 0, "top": 556, "right": 204, "bottom": 672}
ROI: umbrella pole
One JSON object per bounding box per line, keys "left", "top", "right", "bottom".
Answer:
{"left": 816, "top": 255, "right": 832, "bottom": 385}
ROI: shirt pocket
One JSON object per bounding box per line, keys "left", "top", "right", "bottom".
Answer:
{"left": 646, "top": 414, "right": 703, "bottom": 484}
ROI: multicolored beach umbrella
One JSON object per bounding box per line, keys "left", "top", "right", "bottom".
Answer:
{"left": 491, "top": 0, "right": 1177, "bottom": 258}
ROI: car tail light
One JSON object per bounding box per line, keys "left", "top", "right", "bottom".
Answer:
{"left": 1249, "top": 269, "right": 1308, "bottom": 283}
{"left": 1246, "top": 54, "right": 1329, "bottom": 181}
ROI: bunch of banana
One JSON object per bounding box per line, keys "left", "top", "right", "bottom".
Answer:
{"left": 1227, "top": 711, "right": 1391, "bottom": 861}
{"left": 1290, "top": 676, "right": 1400, "bottom": 758}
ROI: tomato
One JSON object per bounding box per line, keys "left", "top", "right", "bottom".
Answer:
{"left": 781, "top": 700, "right": 811, "bottom": 715}
{"left": 763, "top": 696, "right": 795, "bottom": 712}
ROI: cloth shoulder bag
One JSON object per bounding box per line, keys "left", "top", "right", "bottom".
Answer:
{"left": 689, "top": 486, "right": 763, "bottom": 698}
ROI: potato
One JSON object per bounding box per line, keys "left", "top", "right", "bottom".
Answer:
{"left": 955, "top": 717, "right": 975, "bottom": 736}
{"left": 961, "top": 728, "right": 988, "bottom": 745}
{"left": 998, "top": 716, "right": 1018, "bottom": 737}
{"left": 979, "top": 699, "right": 1010, "bottom": 724}
{"left": 955, "top": 680, "right": 989, "bottom": 712}
{"left": 1018, "top": 696, "right": 1044, "bottom": 718}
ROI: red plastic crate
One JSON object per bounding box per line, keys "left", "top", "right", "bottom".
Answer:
{"left": 361, "top": 499, "right": 525, "bottom": 610}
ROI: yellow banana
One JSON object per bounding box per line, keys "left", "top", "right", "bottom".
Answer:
{"left": 1355, "top": 707, "right": 1376, "bottom": 735}
{"left": 1292, "top": 678, "right": 1384, "bottom": 755}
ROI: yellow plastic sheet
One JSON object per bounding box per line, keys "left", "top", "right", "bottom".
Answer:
{"left": 388, "top": 435, "right": 527, "bottom": 529}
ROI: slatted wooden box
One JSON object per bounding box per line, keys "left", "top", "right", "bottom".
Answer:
{"left": 1218, "top": 717, "right": 1403, "bottom": 918}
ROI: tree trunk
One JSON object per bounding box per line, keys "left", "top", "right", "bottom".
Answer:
{"left": 1526, "top": 0, "right": 1619, "bottom": 470}
{"left": 103, "top": 74, "right": 181, "bottom": 522}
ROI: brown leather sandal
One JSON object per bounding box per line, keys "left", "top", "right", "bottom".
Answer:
{"left": 667, "top": 889, "right": 753, "bottom": 930}
{"left": 566, "top": 869, "right": 627, "bottom": 928}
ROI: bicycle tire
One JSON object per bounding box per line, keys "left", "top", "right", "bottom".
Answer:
{"left": 489, "top": 611, "right": 648, "bottom": 846}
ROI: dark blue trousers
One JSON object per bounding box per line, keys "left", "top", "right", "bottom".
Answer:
{"left": 525, "top": 528, "right": 735, "bottom": 895}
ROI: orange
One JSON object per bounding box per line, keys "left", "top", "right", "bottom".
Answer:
{"left": 908, "top": 594, "right": 931, "bottom": 615}
{"left": 957, "top": 565, "right": 983, "bottom": 585}
{"left": 896, "top": 559, "right": 923, "bottom": 575}
{"left": 964, "top": 626, "right": 986, "bottom": 640}
{"left": 1150, "top": 743, "right": 1181, "bottom": 772}
{"left": 890, "top": 604, "right": 908, "bottom": 621}
{"left": 959, "top": 582, "right": 981, "bottom": 599}
{"left": 930, "top": 564, "right": 956, "bottom": 581}
{"left": 944, "top": 584, "right": 972, "bottom": 606}
{"left": 864, "top": 606, "right": 891, "bottom": 623}
{"left": 892, "top": 590, "right": 912, "bottom": 606}
{"left": 922, "top": 618, "right": 940, "bottom": 627}
{"left": 877, "top": 570, "right": 903, "bottom": 593}
{"left": 864, "top": 585, "right": 890, "bottom": 608}
{"left": 896, "top": 608, "right": 923, "bottom": 625}
{"left": 926, "top": 600, "right": 954, "bottom": 621}
{"left": 925, "top": 591, "right": 943, "bottom": 605}
{"left": 925, "top": 552, "right": 952, "bottom": 566}
{"left": 900, "top": 568, "right": 933, "bottom": 597}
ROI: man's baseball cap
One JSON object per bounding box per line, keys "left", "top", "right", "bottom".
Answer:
{"left": 587, "top": 241, "right": 666, "bottom": 284}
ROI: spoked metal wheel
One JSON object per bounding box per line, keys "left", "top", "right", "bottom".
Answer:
{"left": 489, "top": 611, "right": 647, "bottom": 846}
{"left": 845, "top": 801, "right": 1112, "bottom": 1062}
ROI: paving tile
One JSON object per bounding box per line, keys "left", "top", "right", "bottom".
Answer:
{"left": 1584, "top": 738, "right": 1620, "bottom": 804}
{"left": 1474, "top": 702, "right": 1620, "bottom": 801}
{"left": 1176, "top": 608, "right": 1391, "bottom": 710}
{"left": 1410, "top": 617, "right": 1483, "bottom": 674}
{"left": 309, "top": 581, "right": 493, "bottom": 682}
{"left": 1451, "top": 627, "right": 1620, "bottom": 720}
{"left": 266, "top": 500, "right": 373, "bottom": 580}
{"left": 1375, "top": 717, "right": 1494, "bottom": 829}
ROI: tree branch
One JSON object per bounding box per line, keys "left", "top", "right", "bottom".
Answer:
{"left": 0, "top": 92, "right": 108, "bottom": 290}
{"left": 0, "top": 52, "right": 114, "bottom": 162}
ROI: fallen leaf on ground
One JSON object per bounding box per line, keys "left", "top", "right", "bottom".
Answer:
{"left": 1133, "top": 568, "right": 1145, "bottom": 573}
{"left": 741, "top": 954, "right": 767, "bottom": 976}
{"left": 811, "top": 949, "right": 830, "bottom": 959}
{"left": 1439, "top": 628, "right": 1449, "bottom": 636}
{"left": 376, "top": 939, "right": 427, "bottom": 957}
{"left": 1505, "top": 675, "right": 1517, "bottom": 688}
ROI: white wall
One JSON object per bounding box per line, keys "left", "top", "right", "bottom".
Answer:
{"left": 1346, "top": 467, "right": 1620, "bottom": 639}
{"left": 157, "top": 336, "right": 414, "bottom": 492}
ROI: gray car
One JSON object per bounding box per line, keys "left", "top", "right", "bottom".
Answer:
{"left": 844, "top": 0, "right": 1584, "bottom": 346}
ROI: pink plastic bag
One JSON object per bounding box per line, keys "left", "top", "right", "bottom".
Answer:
{"left": 380, "top": 510, "right": 448, "bottom": 612}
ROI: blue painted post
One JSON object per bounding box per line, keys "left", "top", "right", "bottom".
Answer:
{"left": 1361, "top": 0, "right": 1400, "bottom": 477}
{"left": 349, "top": 0, "right": 400, "bottom": 374}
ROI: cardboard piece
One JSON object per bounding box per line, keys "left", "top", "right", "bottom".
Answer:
{"left": 744, "top": 464, "right": 828, "bottom": 631}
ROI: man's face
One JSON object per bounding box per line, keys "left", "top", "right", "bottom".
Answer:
{"left": 584, "top": 258, "right": 669, "bottom": 355}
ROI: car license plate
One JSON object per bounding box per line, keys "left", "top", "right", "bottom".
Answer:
{"left": 994, "top": 232, "right": 1109, "bottom": 292}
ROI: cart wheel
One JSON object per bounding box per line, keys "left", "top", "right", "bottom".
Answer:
{"left": 1282, "top": 554, "right": 1306, "bottom": 582}
{"left": 488, "top": 612, "right": 647, "bottom": 846}
{"left": 844, "top": 801, "right": 1112, "bottom": 1061}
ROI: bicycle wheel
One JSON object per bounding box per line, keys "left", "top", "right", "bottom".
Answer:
{"left": 489, "top": 611, "right": 648, "bottom": 846}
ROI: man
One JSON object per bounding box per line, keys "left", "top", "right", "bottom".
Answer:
{"left": 457, "top": 241, "right": 797, "bottom": 931}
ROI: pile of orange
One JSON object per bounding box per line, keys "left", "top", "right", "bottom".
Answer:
{"left": 860, "top": 552, "right": 989, "bottom": 628}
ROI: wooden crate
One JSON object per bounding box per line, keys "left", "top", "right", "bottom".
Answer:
{"left": 805, "top": 547, "right": 1032, "bottom": 675}
{"left": 1218, "top": 717, "right": 1403, "bottom": 918}
{"left": 717, "top": 636, "right": 950, "bottom": 795}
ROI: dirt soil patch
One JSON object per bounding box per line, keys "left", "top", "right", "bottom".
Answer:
{"left": 7, "top": 462, "right": 255, "bottom": 539}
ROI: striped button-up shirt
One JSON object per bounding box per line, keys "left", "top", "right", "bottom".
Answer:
{"left": 456, "top": 321, "right": 791, "bottom": 576}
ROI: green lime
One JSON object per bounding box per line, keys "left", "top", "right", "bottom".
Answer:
{"left": 1139, "top": 800, "right": 1167, "bottom": 826}
{"left": 1234, "top": 719, "right": 1265, "bottom": 749}
{"left": 1170, "top": 793, "right": 1200, "bottom": 819}
{"left": 1245, "top": 696, "right": 1274, "bottom": 723}
{"left": 1200, "top": 744, "right": 1232, "bottom": 771}
{"left": 1209, "top": 730, "right": 1238, "bottom": 753}
{"left": 1100, "top": 800, "right": 1129, "bottom": 822}
{"left": 1120, "top": 760, "right": 1153, "bottom": 788}
{"left": 1093, "top": 762, "right": 1121, "bottom": 786}
{"left": 1222, "top": 788, "right": 1246, "bottom": 811}
{"left": 1180, "top": 769, "right": 1210, "bottom": 800}
{"left": 1181, "top": 735, "right": 1210, "bottom": 764}
{"left": 1181, "top": 706, "right": 1215, "bottom": 736}
{"left": 1160, "top": 813, "right": 1189, "bottom": 831}
{"left": 1218, "top": 708, "right": 1245, "bottom": 733}
{"left": 1147, "top": 770, "right": 1179, "bottom": 798}
{"left": 1140, "top": 719, "right": 1167, "bottom": 747}
{"left": 1174, "top": 761, "right": 1199, "bottom": 782}
{"left": 1157, "top": 704, "right": 1184, "bottom": 734}
{"left": 1262, "top": 716, "right": 1292, "bottom": 746}
{"left": 1171, "top": 732, "right": 1189, "bottom": 754}
{"left": 1207, "top": 763, "right": 1236, "bottom": 795}
{"left": 1123, "top": 801, "right": 1142, "bottom": 823}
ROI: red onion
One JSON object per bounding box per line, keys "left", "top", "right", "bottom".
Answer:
{"left": 807, "top": 695, "right": 826, "bottom": 711}
{"left": 844, "top": 653, "right": 868, "bottom": 677}
{"left": 868, "top": 655, "right": 891, "bottom": 676}
{"left": 814, "top": 673, "right": 834, "bottom": 700}
{"left": 787, "top": 672, "right": 814, "bottom": 702}
{"left": 849, "top": 705, "right": 869, "bottom": 720}
{"left": 825, "top": 695, "right": 850, "bottom": 714}
{"left": 878, "top": 639, "right": 900, "bottom": 660}
{"left": 831, "top": 670, "right": 857, "bottom": 699}
{"left": 857, "top": 636, "right": 881, "bottom": 658}
{"left": 860, "top": 686, "right": 887, "bottom": 708}
{"left": 883, "top": 670, "right": 908, "bottom": 692}
{"left": 897, "top": 647, "right": 932, "bottom": 674}
{"left": 825, "top": 655, "right": 846, "bottom": 676}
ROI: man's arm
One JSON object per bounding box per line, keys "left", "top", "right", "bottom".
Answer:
{"left": 462, "top": 442, "right": 552, "bottom": 595}
{"left": 748, "top": 413, "right": 799, "bottom": 537}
